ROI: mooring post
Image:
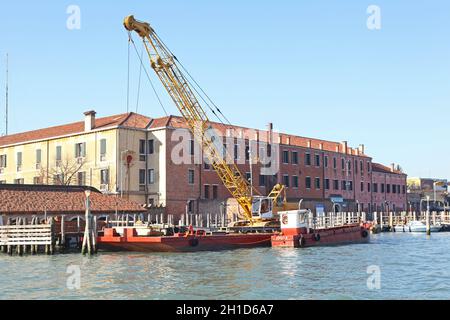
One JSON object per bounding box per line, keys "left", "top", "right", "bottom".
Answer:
{"left": 81, "top": 190, "right": 93, "bottom": 255}
{"left": 389, "top": 212, "right": 393, "bottom": 230}
{"left": 426, "top": 210, "right": 431, "bottom": 236}
{"left": 60, "top": 215, "right": 65, "bottom": 249}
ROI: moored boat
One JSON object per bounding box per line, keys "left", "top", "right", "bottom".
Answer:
{"left": 97, "top": 227, "right": 273, "bottom": 252}
{"left": 271, "top": 209, "right": 370, "bottom": 248}
{"left": 393, "top": 221, "right": 442, "bottom": 233}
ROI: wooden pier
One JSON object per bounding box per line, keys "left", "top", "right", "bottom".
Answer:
{"left": 0, "top": 223, "right": 55, "bottom": 255}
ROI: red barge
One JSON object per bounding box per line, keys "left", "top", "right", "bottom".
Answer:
{"left": 97, "top": 227, "right": 273, "bottom": 253}
{"left": 271, "top": 209, "right": 370, "bottom": 248}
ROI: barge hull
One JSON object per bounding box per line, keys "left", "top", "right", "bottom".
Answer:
{"left": 271, "top": 225, "right": 369, "bottom": 248}
{"left": 97, "top": 228, "right": 273, "bottom": 252}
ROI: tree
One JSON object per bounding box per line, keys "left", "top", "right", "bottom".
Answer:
{"left": 39, "top": 157, "right": 86, "bottom": 186}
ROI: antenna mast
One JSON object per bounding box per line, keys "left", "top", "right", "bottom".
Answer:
{"left": 5, "top": 53, "right": 8, "bottom": 136}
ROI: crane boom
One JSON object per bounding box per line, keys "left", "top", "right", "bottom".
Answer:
{"left": 124, "top": 15, "right": 255, "bottom": 220}
{"left": 124, "top": 16, "right": 285, "bottom": 223}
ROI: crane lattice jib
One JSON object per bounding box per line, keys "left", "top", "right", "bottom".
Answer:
{"left": 124, "top": 16, "right": 254, "bottom": 220}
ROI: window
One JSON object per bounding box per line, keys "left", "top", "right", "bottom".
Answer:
{"left": 139, "top": 140, "right": 146, "bottom": 161}
{"left": 246, "top": 172, "right": 251, "bottom": 183}
{"left": 305, "top": 177, "right": 312, "bottom": 189}
{"left": 315, "top": 154, "right": 320, "bottom": 167}
{"left": 100, "top": 169, "right": 109, "bottom": 185}
{"left": 334, "top": 180, "right": 339, "bottom": 190}
{"left": 315, "top": 177, "right": 321, "bottom": 190}
{"left": 381, "top": 183, "right": 385, "bottom": 193}
{"left": 53, "top": 174, "right": 64, "bottom": 185}
{"left": 187, "top": 200, "right": 194, "bottom": 214}
{"left": 324, "top": 156, "right": 329, "bottom": 168}
{"left": 0, "top": 154, "right": 7, "bottom": 171}
{"left": 361, "top": 182, "right": 364, "bottom": 192}
{"left": 75, "top": 142, "right": 86, "bottom": 158}
{"left": 282, "top": 150, "right": 289, "bottom": 164}
{"left": 148, "top": 169, "right": 155, "bottom": 184}
{"left": 342, "top": 180, "right": 347, "bottom": 191}
{"left": 325, "top": 179, "right": 330, "bottom": 190}
{"left": 333, "top": 157, "right": 337, "bottom": 169}
{"left": 234, "top": 144, "right": 239, "bottom": 160}
{"left": 387, "top": 184, "right": 391, "bottom": 194}
{"left": 402, "top": 185, "right": 406, "bottom": 194}
{"left": 204, "top": 185, "right": 210, "bottom": 199}
{"left": 360, "top": 160, "right": 364, "bottom": 173}
{"left": 367, "top": 162, "right": 371, "bottom": 173}
{"left": 397, "top": 185, "right": 401, "bottom": 194}
{"left": 36, "top": 149, "right": 42, "bottom": 168}
{"left": 33, "top": 176, "right": 42, "bottom": 185}
{"left": 212, "top": 185, "right": 218, "bottom": 200}
{"left": 373, "top": 183, "right": 378, "bottom": 193}
{"left": 283, "top": 175, "right": 290, "bottom": 188}
{"left": 14, "top": 178, "right": 24, "bottom": 185}
{"left": 204, "top": 161, "right": 211, "bottom": 170}
{"left": 245, "top": 145, "right": 250, "bottom": 161}
{"left": 292, "top": 151, "right": 299, "bottom": 165}
{"left": 16, "top": 152, "right": 22, "bottom": 172}
{"left": 305, "top": 153, "right": 311, "bottom": 166}
{"left": 355, "top": 160, "right": 358, "bottom": 174}
{"left": 148, "top": 139, "right": 154, "bottom": 155}
{"left": 139, "top": 169, "right": 146, "bottom": 190}
{"left": 259, "top": 175, "right": 267, "bottom": 187}
{"left": 77, "top": 172, "right": 86, "bottom": 186}
{"left": 368, "top": 183, "right": 371, "bottom": 192}
{"left": 189, "top": 140, "right": 195, "bottom": 156}
{"left": 341, "top": 158, "right": 345, "bottom": 170}
{"left": 100, "top": 139, "right": 107, "bottom": 161}
{"left": 188, "top": 169, "right": 195, "bottom": 185}
{"left": 293, "top": 176, "right": 299, "bottom": 188}
{"left": 348, "top": 181, "right": 353, "bottom": 191}
{"left": 56, "top": 146, "right": 62, "bottom": 165}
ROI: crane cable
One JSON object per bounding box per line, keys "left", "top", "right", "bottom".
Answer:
{"left": 154, "top": 32, "right": 232, "bottom": 126}
{"left": 128, "top": 32, "right": 169, "bottom": 117}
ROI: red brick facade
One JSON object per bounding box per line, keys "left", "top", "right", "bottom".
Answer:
{"left": 159, "top": 118, "right": 407, "bottom": 216}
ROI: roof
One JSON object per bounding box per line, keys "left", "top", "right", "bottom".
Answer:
{"left": 372, "top": 163, "right": 405, "bottom": 175}
{"left": 0, "top": 112, "right": 152, "bottom": 147}
{"left": 0, "top": 110, "right": 368, "bottom": 157}
{"left": 0, "top": 184, "right": 146, "bottom": 215}
{"left": 150, "top": 115, "right": 369, "bottom": 157}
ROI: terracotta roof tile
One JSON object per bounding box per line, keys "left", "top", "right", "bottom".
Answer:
{"left": 372, "top": 163, "right": 405, "bottom": 175}
{"left": 0, "top": 185, "right": 146, "bottom": 215}
{"left": 151, "top": 115, "right": 369, "bottom": 157}
{"left": 0, "top": 112, "right": 152, "bottom": 147}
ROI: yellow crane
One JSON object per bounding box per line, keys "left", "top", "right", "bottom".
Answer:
{"left": 124, "top": 15, "right": 284, "bottom": 225}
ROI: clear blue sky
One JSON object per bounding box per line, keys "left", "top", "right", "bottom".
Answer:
{"left": 0, "top": 0, "right": 449, "bottom": 178}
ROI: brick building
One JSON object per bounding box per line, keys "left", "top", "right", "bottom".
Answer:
{"left": 0, "top": 111, "right": 407, "bottom": 218}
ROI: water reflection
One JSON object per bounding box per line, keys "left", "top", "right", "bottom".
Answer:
{"left": 1, "top": 233, "right": 450, "bottom": 299}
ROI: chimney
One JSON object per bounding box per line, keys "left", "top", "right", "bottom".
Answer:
{"left": 391, "top": 163, "right": 396, "bottom": 172}
{"left": 341, "top": 141, "right": 348, "bottom": 154}
{"left": 307, "top": 140, "right": 312, "bottom": 148}
{"left": 267, "top": 122, "right": 273, "bottom": 132}
{"left": 319, "top": 143, "right": 323, "bottom": 150}
{"left": 267, "top": 122, "right": 273, "bottom": 144}
{"left": 84, "top": 110, "right": 96, "bottom": 131}
{"left": 359, "top": 144, "right": 365, "bottom": 155}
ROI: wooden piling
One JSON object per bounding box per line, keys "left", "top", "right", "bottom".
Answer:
{"left": 426, "top": 210, "right": 431, "bottom": 236}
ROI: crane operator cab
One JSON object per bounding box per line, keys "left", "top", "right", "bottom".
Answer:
{"left": 252, "top": 196, "right": 274, "bottom": 220}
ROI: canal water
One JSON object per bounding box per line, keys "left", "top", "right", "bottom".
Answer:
{"left": 1, "top": 233, "right": 450, "bottom": 300}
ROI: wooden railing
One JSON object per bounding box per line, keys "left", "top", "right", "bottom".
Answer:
{"left": 0, "top": 224, "right": 55, "bottom": 255}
